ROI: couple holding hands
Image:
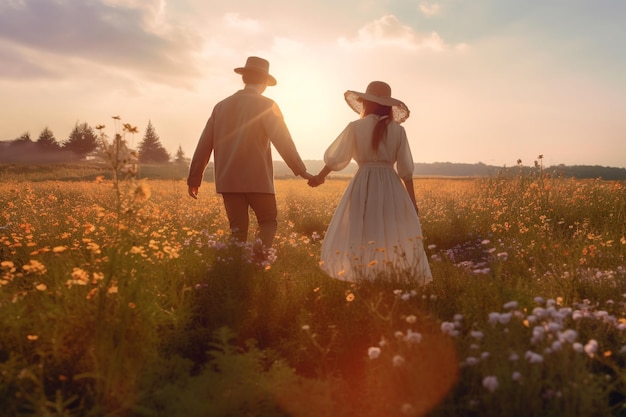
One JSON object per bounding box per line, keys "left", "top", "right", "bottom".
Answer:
{"left": 187, "top": 57, "right": 431, "bottom": 284}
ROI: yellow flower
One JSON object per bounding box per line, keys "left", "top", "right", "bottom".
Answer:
{"left": 130, "top": 246, "right": 145, "bottom": 255}
{"left": 35, "top": 283, "right": 47, "bottom": 291}
{"left": 66, "top": 267, "right": 89, "bottom": 287}
{"left": 1, "top": 260, "right": 15, "bottom": 269}
{"left": 346, "top": 293, "right": 355, "bottom": 302}
{"left": 22, "top": 260, "right": 47, "bottom": 275}
{"left": 52, "top": 246, "right": 68, "bottom": 253}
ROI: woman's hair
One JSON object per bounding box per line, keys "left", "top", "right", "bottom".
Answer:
{"left": 361, "top": 99, "right": 393, "bottom": 151}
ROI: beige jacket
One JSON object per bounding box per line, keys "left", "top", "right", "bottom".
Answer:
{"left": 187, "top": 88, "right": 307, "bottom": 194}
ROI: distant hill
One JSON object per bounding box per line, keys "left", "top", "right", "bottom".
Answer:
{"left": 1, "top": 159, "right": 625, "bottom": 181}
{"left": 283, "top": 161, "right": 626, "bottom": 180}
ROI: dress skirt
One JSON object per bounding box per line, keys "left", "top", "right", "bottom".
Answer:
{"left": 320, "top": 163, "right": 432, "bottom": 284}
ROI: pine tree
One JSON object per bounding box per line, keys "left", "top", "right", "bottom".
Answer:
{"left": 174, "top": 145, "right": 188, "bottom": 165}
{"left": 64, "top": 122, "right": 98, "bottom": 158}
{"left": 36, "top": 127, "right": 61, "bottom": 151}
{"left": 138, "top": 121, "right": 170, "bottom": 163}
{"left": 11, "top": 132, "right": 32, "bottom": 145}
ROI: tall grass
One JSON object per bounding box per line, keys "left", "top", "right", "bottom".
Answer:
{"left": 0, "top": 163, "right": 625, "bottom": 416}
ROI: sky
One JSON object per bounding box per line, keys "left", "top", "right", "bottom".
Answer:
{"left": 1, "top": 0, "right": 625, "bottom": 168}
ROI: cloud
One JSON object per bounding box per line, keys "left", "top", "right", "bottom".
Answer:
{"left": 0, "top": 0, "right": 203, "bottom": 86}
{"left": 223, "top": 12, "right": 263, "bottom": 33}
{"left": 338, "top": 15, "right": 448, "bottom": 51}
{"left": 419, "top": 1, "right": 441, "bottom": 17}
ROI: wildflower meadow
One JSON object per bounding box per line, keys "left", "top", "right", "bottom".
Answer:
{"left": 1, "top": 148, "right": 625, "bottom": 416}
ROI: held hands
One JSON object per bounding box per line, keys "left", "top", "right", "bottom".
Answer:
{"left": 301, "top": 171, "right": 325, "bottom": 187}
{"left": 308, "top": 175, "right": 325, "bottom": 188}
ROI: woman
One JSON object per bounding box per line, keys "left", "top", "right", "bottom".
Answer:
{"left": 309, "top": 81, "right": 432, "bottom": 284}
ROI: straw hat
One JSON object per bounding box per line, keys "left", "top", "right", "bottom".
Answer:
{"left": 344, "top": 81, "right": 410, "bottom": 122}
{"left": 234, "top": 56, "right": 277, "bottom": 86}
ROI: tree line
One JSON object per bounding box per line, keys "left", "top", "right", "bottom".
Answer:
{"left": 0, "top": 121, "right": 188, "bottom": 164}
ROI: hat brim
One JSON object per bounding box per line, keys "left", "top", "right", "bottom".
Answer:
{"left": 234, "top": 67, "right": 277, "bottom": 86}
{"left": 344, "top": 90, "right": 410, "bottom": 123}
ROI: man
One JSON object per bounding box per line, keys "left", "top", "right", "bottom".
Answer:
{"left": 187, "top": 56, "right": 312, "bottom": 253}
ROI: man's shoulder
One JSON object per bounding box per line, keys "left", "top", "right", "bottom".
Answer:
{"left": 218, "top": 89, "right": 275, "bottom": 107}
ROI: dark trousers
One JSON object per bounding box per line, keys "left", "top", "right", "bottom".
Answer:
{"left": 221, "top": 193, "right": 278, "bottom": 248}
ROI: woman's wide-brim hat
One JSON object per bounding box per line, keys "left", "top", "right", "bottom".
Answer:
{"left": 344, "top": 81, "right": 410, "bottom": 123}
{"left": 234, "top": 56, "right": 277, "bottom": 86}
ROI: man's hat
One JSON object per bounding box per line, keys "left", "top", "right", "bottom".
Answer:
{"left": 234, "top": 56, "right": 277, "bottom": 86}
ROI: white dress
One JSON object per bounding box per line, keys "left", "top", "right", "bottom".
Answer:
{"left": 320, "top": 114, "right": 432, "bottom": 284}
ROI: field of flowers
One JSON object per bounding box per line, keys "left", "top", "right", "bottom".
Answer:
{"left": 1, "top": 163, "right": 625, "bottom": 416}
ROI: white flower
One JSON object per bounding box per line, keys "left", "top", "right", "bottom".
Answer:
{"left": 405, "top": 315, "right": 417, "bottom": 324}
{"left": 404, "top": 329, "right": 422, "bottom": 344}
{"left": 512, "top": 371, "right": 522, "bottom": 382}
{"left": 525, "top": 350, "right": 544, "bottom": 363}
{"left": 531, "top": 326, "right": 545, "bottom": 344}
{"left": 368, "top": 347, "right": 381, "bottom": 360}
{"left": 498, "top": 312, "right": 512, "bottom": 324}
{"left": 532, "top": 307, "right": 547, "bottom": 319}
{"left": 503, "top": 301, "right": 518, "bottom": 310}
{"left": 548, "top": 322, "right": 563, "bottom": 333}
{"left": 508, "top": 352, "right": 520, "bottom": 361}
{"left": 470, "top": 330, "right": 484, "bottom": 340}
{"left": 572, "top": 342, "right": 584, "bottom": 353}
{"left": 392, "top": 355, "right": 406, "bottom": 367}
{"left": 488, "top": 312, "right": 500, "bottom": 325}
{"left": 482, "top": 376, "right": 499, "bottom": 392}
{"left": 558, "top": 329, "right": 578, "bottom": 344}
{"left": 584, "top": 339, "right": 598, "bottom": 357}
{"left": 441, "top": 321, "right": 459, "bottom": 337}
{"left": 465, "top": 356, "right": 479, "bottom": 366}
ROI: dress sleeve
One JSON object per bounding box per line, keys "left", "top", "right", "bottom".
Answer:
{"left": 395, "top": 125, "right": 415, "bottom": 181}
{"left": 323, "top": 123, "right": 355, "bottom": 171}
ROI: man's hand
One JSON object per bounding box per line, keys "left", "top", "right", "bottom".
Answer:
{"left": 188, "top": 186, "right": 199, "bottom": 199}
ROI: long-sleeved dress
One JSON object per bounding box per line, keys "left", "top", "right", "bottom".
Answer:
{"left": 320, "top": 114, "right": 432, "bottom": 284}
